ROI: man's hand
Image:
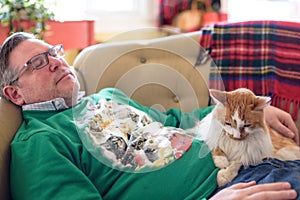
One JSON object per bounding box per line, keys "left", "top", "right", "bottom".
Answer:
{"left": 210, "top": 181, "right": 297, "bottom": 200}
{"left": 264, "top": 106, "right": 299, "bottom": 145}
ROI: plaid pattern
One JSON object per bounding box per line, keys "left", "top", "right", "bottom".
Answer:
{"left": 22, "top": 98, "right": 68, "bottom": 111}
{"left": 202, "top": 21, "right": 300, "bottom": 120}
{"left": 22, "top": 91, "right": 85, "bottom": 111}
{"left": 199, "top": 25, "right": 213, "bottom": 50}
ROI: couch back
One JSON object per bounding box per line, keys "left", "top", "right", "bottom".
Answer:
{"left": 73, "top": 31, "right": 210, "bottom": 112}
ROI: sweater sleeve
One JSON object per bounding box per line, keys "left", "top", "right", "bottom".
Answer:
{"left": 96, "top": 88, "right": 214, "bottom": 129}
{"left": 10, "top": 131, "right": 103, "bottom": 200}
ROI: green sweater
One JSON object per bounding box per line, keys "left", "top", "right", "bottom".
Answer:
{"left": 10, "top": 88, "right": 218, "bottom": 200}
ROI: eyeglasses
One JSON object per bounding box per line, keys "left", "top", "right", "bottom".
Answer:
{"left": 10, "top": 44, "right": 65, "bottom": 84}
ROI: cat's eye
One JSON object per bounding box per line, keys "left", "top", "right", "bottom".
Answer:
{"left": 244, "top": 124, "right": 251, "bottom": 128}
{"left": 225, "top": 122, "right": 231, "bottom": 126}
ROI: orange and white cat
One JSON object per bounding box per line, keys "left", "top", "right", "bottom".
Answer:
{"left": 193, "top": 88, "right": 300, "bottom": 187}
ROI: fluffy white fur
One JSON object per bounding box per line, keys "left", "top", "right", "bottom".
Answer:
{"left": 190, "top": 100, "right": 274, "bottom": 186}
{"left": 194, "top": 104, "right": 274, "bottom": 167}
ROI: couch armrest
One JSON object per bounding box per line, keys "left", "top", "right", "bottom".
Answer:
{"left": 0, "top": 98, "right": 22, "bottom": 200}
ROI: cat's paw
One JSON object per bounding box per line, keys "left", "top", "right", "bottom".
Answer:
{"left": 217, "top": 169, "right": 232, "bottom": 187}
{"left": 216, "top": 163, "right": 240, "bottom": 187}
{"left": 213, "top": 156, "right": 229, "bottom": 169}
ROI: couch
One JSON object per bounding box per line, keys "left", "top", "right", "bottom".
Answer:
{"left": 0, "top": 21, "right": 299, "bottom": 199}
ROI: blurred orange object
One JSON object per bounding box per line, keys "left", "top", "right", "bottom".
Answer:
{"left": 0, "top": 20, "right": 95, "bottom": 50}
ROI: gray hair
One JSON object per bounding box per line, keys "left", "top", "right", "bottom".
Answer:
{"left": 0, "top": 32, "right": 36, "bottom": 100}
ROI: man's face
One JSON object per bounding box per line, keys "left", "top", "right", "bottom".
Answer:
{"left": 5, "top": 39, "right": 80, "bottom": 107}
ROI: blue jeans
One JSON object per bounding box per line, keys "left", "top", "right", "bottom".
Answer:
{"left": 213, "top": 158, "right": 300, "bottom": 200}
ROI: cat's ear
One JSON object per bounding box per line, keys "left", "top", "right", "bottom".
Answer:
{"left": 254, "top": 96, "right": 271, "bottom": 110}
{"left": 209, "top": 89, "right": 227, "bottom": 105}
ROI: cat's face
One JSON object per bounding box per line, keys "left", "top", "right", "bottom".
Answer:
{"left": 211, "top": 88, "right": 271, "bottom": 140}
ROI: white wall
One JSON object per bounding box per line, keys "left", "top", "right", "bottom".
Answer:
{"left": 54, "top": 0, "right": 158, "bottom": 33}
{"left": 88, "top": 0, "right": 158, "bottom": 33}
{"left": 227, "top": 0, "right": 300, "bottom": 22}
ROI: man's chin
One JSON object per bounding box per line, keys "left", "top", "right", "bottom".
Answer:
{"left": 64, "top": 86, "right": 80, "bottom": 107}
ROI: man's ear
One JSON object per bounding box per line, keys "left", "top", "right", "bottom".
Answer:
{"left": 3, "top": 85, "right": 25, "bottom": 106}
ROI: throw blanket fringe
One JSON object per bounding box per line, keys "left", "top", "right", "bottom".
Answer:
{"left": 273, "top": 95, "right": 299, "bottom": 121}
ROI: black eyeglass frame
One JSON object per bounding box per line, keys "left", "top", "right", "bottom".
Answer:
{"left": 9, "top": 44, "right": 65, "bottom": 84}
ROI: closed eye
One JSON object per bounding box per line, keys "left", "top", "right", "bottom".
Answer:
{"left": 244, "top": 124, "right": 251, "bottom": 128}
{"left": 225, "top": 122, "right": 231, "bottom": 126}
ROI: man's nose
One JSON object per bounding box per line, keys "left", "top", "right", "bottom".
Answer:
{"left": 48, "top": 57, "right": 62, "bottom": 72}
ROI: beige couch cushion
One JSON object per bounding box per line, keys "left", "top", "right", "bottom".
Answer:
{"left": 0, "top": 98, "right": 22, "bottom": 200}
{"left": 74, "top": 31, "right": 211, "bottom": 112}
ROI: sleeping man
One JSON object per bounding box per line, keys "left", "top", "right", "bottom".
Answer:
{"left": 0, "top": 32, "right": 299, "bottom": 200}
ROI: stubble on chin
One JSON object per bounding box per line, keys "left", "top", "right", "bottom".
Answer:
{"left": 65, "top": 82, "right": 80, "bottom": 107}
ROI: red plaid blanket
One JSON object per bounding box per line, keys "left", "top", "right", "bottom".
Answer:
{"left": 200, "top": 21, "right": 300, "bottom": 120}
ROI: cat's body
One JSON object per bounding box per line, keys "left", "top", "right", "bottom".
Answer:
{"left": 193, "top": 88, "right": 300, "bottom": 187}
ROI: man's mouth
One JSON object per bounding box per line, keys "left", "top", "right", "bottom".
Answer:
{"left": 56, "top": 72, "right": 73, "bottom": 84}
